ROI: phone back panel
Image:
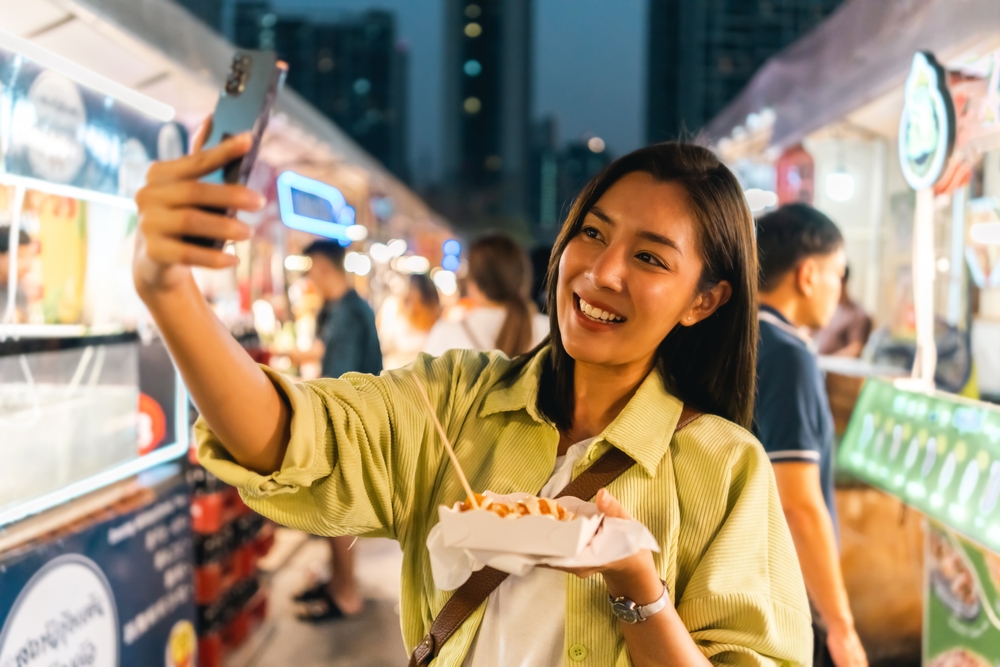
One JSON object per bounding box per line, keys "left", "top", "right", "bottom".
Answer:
{"left": 201, "top": 50, "right": 284, "bottom": 186}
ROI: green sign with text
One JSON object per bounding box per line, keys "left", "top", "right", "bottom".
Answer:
{"left": 838, "top": 378, "right": 1000, "bottom": 552}
{"left": 838, "top": 379, "right": 1000, "bottom": 665}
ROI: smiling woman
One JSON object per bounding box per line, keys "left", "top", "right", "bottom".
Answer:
{"left": 132, "top": 133, "right": 812, "bottom": 667}
{"left": 528, "top": 144, "right": 760, "bottom": 436}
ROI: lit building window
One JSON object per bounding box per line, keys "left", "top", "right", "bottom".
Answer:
{"left": 464, "top": 59, "right": 482, "bottom": 76}
{"left": 463, "top": 97, "right": 482, "bottom": 114}
{"left": 353, "top": 78, "right": 371, "bottom": 95}
{"left": 485, "top": 155, "right": 503, "bottom": 171}
{"left": 465, "top": 4, "right": 482, "bottom": 19}
{"left": 464, "top": 22, "right": 482, "bottom": 38}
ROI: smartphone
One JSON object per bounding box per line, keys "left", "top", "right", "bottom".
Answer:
{"left": 183, "top": 50, "right": 288, "bottom": 249}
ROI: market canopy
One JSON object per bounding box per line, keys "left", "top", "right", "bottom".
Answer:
{"left": 0, "top": 0, "right": 447, "bottom": 232}
{"left": 703, "top": 0, "right": 1000, "bottom": 149}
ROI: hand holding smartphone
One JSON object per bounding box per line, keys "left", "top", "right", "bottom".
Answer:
{"left": 183, "top": 50, "right": 288, "bottom": 248}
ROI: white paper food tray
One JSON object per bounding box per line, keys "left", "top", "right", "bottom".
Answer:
{"left": 436, "top": 492, "right": 602, "bottom": 558}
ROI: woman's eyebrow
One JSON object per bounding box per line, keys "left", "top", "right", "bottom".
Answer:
{"left": 637, "top": 229, "right": 681, "bottom": 254}
{"left": 590, "top": 206, "right": 681, "bottom": 254}
{"left": 589, "top": 206, "right": 614, "bottom": 225}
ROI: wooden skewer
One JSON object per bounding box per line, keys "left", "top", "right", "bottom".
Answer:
{"left": 412, "top": 376, "right": 479, "bottom": 509}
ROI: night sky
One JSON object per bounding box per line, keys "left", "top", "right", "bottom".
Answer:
{"left": 271, "top": 0, "right": 647, "bottom": 186}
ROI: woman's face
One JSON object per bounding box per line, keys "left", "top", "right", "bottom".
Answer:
{"left": 556, "top": 172, "right": 724, "bottom": 370}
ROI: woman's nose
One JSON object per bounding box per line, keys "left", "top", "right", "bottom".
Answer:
{"left": 588, "top": 246, "right": 627, "bottom": 291}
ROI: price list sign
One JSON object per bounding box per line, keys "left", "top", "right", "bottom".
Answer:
{"left": 839, "top": 379, "right": 1000, "bottom": 666}
{"left": 838, "top": 378, "right": 1000, "bottom": 552}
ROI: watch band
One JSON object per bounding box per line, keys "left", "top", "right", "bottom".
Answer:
{"left": 609, "top": 580, "right": 670, "bottom": 623}
{"left": 636, "top": 580, "right": 669, "bottom": 621}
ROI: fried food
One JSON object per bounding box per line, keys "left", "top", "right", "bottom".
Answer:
{"left": 459, "top": 494, "right": 576, "bottom": 521}
{"left": 927, "top": 648, "right": 990, "bottom": 667}
{"left": 930, "top": 531, "right": 977, "bottom": 608}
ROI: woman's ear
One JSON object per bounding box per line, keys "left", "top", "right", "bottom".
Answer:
{"left": 680, "top": 280, "right": 733, "bottom": 326}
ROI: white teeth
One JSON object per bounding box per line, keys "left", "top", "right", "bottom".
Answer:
{"left": 578, "top": 297, "right": 623, "bottom": 323}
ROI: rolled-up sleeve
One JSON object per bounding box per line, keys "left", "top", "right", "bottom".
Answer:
{"left": 196, "top": 351, "right": 495, "bottom": 542}
{"left": 674, "top": 435, "right": 813, "bottom": 667}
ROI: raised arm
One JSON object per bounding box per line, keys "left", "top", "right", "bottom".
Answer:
{"left": 133, "top": 128, "right": 289, "bottom": 474}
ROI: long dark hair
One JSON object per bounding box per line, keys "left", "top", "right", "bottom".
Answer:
{"left": 404, "top": 273, "right": 441, "bottom": 332}
{"left": 532, "top": 143, "right": 759, "bottom": 430}
{"left": 468, "top": 234, "right": 534, "bottom": 357}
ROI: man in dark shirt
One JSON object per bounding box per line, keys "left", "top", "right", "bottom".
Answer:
{"left": 291, "top": 240, "right": 382, "bottom": 621}
{"left": 754, "top": 204, "right": 866, "bottom": 667}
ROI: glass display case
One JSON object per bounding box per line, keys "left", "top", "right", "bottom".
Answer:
{"left": 0, "top": 335, "right": 138, "bottom": 513}
{"left": 0, "top": 334, "right": 188, "bottom": 526}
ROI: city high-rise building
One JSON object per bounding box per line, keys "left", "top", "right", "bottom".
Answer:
{"left": 646, "top": 0, "right": 844, "bottom": 143}
{"left": 178, "top": 0, "right": 409, "bottom": 182}
{"left": 439, "top": 0, "right": 532, "bottom": 226}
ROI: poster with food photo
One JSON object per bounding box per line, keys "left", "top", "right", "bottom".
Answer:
{"left": 925, "top": 522, "right": 1000, "bottom": 664}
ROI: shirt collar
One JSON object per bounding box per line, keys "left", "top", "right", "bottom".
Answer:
{"left": 759, "top": 303, "right": 790, "bottom": 325}
{"left": 479, "top": 347, "right": 549, "bottom": 424}
{"left": 480, "top": 347, "right": 686, "bottom": 477}
{"left": 758, "top": 304, "right": 816, "bottom": 348}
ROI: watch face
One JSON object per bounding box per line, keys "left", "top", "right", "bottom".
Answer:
{"left": 611, "top": 600, "right": 641, "bottom": 624}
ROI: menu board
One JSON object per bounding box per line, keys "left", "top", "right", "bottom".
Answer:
{"left": 925, "top": 521, "right": 1000, "bottom": 667}
{"left": 0, "top": 470, "right": 196, "bottom": 667}
{"left": 838, "top": 378, "right": 1000, "bottom": 552}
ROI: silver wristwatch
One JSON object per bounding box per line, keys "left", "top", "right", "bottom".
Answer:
{"left": 608, "top": 580, "right": 669, "bottom": 624}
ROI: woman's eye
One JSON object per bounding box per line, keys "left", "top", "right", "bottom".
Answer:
{"left": 636, "top": 252, "right": 665, "bottom": 268}
{"left": 581, "top": 226, "right": 601, "bottom": 240}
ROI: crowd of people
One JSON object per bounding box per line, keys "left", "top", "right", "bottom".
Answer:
{"left": 132, "top": 130, "right": 875, "bottom": 667}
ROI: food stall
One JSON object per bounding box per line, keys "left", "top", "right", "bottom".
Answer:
{"left": 0, "top": 1, "right": 453, "bottom": 664}
{"left": 0, "top": 31, "right": 197, "bottom": 665}
{"left": 701, "top": 0, "right": 1000, "bottom": 661}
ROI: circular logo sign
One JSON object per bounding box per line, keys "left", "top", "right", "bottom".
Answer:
{"left": 0, "top": 554, "right": 119, "bottom": 667}
{"left": 24, "top": 71, "right": 88, "bottom": 184}
{"left": 118, "top": 138, "right": 150, "bottom": 198}
{"left": 898, "top": 51, "right": 956, "bottom": 191}
{"left": 157, "top": 123, "right": 185, "bottom": 162}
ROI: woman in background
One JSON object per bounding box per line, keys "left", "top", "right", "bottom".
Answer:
{"left": 379, "top": 273, "right": 442, "bottom": 369}
{"left": 423, "top": 234, "right": 547, "bottom": 357}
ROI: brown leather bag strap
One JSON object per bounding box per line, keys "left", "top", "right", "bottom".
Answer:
{"left": 408, "top": 405, "right": 702, "bottom": 667}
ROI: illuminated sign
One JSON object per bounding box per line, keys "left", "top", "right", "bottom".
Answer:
{"left": 0, "top": 46, "right": 184, "bottom": 198}
{"left": 899, "top": 52, "right": 956, "bottom": 191}
{"left": 276, "top": 171, "right": 356, "bottom": 244}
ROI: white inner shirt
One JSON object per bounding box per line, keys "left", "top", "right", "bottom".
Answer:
{"left": 462, "top": 438, "right": 596, "bottom": 667}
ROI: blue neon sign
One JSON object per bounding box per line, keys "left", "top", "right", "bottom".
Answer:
{"left": 277, "top": 171, "right": 356, "bottom": 243}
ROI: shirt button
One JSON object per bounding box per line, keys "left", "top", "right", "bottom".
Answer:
{"left": 569, "top": 644, "right": 588, "bottom": 662}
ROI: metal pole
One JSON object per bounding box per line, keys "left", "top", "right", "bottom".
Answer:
{"left": 911, "top": 187, "right": 936, "bottom": 387}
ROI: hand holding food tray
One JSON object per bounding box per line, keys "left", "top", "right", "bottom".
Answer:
{"left": 412, "top": 378, "right": 659, "bottom": 590}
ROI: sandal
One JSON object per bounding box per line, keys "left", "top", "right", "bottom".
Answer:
{"left": 293, "top": 581, "right": 330, "bottom": 604}
{"left": 294, "top": 586, "right": 348, "bottom": 622}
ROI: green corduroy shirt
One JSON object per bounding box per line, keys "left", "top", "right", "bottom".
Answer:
{"left": 198, "top": 347, "right": 812, "bottom": 667}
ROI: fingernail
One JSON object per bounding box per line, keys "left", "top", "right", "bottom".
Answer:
{"left": 255, "top": 194, "right": 267, "bottom": 209}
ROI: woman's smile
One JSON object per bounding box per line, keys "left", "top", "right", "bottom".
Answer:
{"left": 574, "top": 294, "right": 627, "bottom": 326}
